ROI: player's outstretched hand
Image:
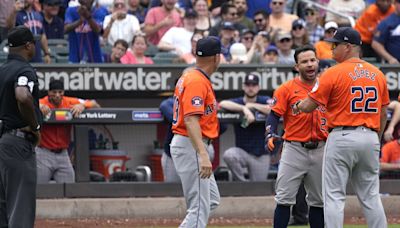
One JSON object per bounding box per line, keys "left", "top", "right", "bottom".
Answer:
{"left": 199, "top": 152, "right": 212, "bottom": 179}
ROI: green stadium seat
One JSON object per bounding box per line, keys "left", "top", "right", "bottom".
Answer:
{"left": 144, "top": 44, "right": 159, "bottom": 57}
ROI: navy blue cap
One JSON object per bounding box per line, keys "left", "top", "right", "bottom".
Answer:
{"left": 325, "top": 27, "right": 362, "bottom": 45}
{"left": 7, "top": 26, "right": 38, "bottom": 47}
{"left": 221, "top": 21, "right": 235, "bottom": 30}
{"left": 292, "top": 19, "right": 306, "bottom": 29}
{"left": 196, "top": 36, "right": 222, "bottom": 57}
{"left": 244, "top": 74, "right": 259, "bottom": 85}
{"left": 184, "top": 8, "right": 198, "bottom": 18}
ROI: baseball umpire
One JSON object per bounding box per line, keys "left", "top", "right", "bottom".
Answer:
{"left": 0, "top": 26, "right": 42, "bottom": 227}
{"left": 266, "top": 45, "right": 326, "bottom": 228}
{"left": 294, "top": 27, "right": 389, "bottom": 228}
{"left": 170, "top": 36, "right": 221, "bottom": 228}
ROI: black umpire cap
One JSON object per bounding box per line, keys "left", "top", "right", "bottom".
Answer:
{"left": 325, "top": 27, "right": 362, "bottom": 46}
{"left": 196, "top": 36, "right": 222, "bottom": 57}
{"left": 7, "top": 26, "right": 39, "bottom": 47}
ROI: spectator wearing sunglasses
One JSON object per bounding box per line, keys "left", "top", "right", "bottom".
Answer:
{"left": 355, "top": 0, "right": 394, "bottom": 59}
{"left": 269, "top": 0, "right": 298, "bottom": 33}
{"left": 42, "top": 0, "right": 65, "bottom": 39}
{"left": 209, "top": 3, "right": 246, "bottom": 37}
{"left": 314, "top": 21, "right": 338, "bottom": 60}
{"left": 304, "top": 5, "right": 324, "bottom": 45}
{"left": 275, "top": 31, "right": 295, "bottom": 64}
{"left": 291, "top": 19, "right": 310, "bottom": 49}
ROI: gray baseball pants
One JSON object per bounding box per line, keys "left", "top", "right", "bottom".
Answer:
{"left": 324, "top": 126, "right": 387, "bottom": 228}
{"left": 170, "top": 134, "right": 220, "bottom": 228}
{"left": 223, "top": 147, "right": 270, "bottom": 181}
{"left": 162, "top": 145, "right": 215, "bottom": 183}
{"left": 275, "top": 141, "right": 324, "bottom": 207}
{"left": 36, "top": 146, "right": 75, "bottom": 184}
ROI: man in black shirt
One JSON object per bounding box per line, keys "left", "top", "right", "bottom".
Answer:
{"left": 0, "top": 26, "right": 42, "bottom": 227}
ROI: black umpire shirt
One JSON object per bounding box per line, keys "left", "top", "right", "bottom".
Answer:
{"left": 0, "top": 54, "right": 42, "bottom": 131}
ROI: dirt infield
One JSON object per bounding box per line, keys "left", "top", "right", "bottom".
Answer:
{"left": 35, "top": 217, "right": 400, "bottom": 228}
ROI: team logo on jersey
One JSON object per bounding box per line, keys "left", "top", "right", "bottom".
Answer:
{"left": 268, "top": 97, "right": 277, "bottom": 107}
{"left": 191, "top": 96, "right": 203, "bottom": 107}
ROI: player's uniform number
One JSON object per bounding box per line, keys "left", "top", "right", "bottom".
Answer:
{"left": 350, "top": 86, "right": 378, "bottom": 113}
{"left": 172, "top": 96, "right": 179, "bottom": 125}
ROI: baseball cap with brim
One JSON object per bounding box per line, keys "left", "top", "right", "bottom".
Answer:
{"left": 277, "top": 32, "right": 292, "bottom": 41}
{"left": 222, "top": 21, "right": 236, "bottom": 30}
{"left": 244, "top": 74, "right": 259, "bottom": 85}
{"left": 292, "top": 19, "right": 306, "bottom": 29}
{"left": 325, "top": 27, "right": 362, "bottom": 45}
{"left": 324, "top": 21, "right": 338, "bottom": 31}
{"left": 184, "top": 9, "right": 198, "bottom": 18}
{"left": 43, "top": 0, "right": 63, "bottom": 6}
{"left": 196, "top": 36, "right": 222, "bottom": 57}
{"left": 7, "top": 26, "right": 39, "bottom": 47}
{"left": 265, "top": 45, "right": 278, "bottom": 54}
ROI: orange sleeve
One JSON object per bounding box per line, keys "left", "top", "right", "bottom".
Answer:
{"left": 380, "top": 141, "right": 393, "bottom": 163}
{"left": 271, "top": 84, "right": 290, "bottom": 116}
{"left": 64, "top": 96, "right": 95, "bottom": 108}
{"left": 308, "top": 70, "right": 334, "bottom": 107}
{"left": 181, "top": 79, "right": 207, "bottom": 117}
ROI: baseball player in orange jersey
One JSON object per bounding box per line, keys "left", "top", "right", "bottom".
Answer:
{"left": 171, "top": 36, "right": 221, "bottom": 228}
{"left": 294, "top": 27, "right": 389, "bottom": 228}
{"left": 266, "top": 45, "right": 327, "bottom": 228}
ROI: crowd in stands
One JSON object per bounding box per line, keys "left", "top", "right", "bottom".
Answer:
{"left": 0, "top": 0, "right": 399, "bottom": 65}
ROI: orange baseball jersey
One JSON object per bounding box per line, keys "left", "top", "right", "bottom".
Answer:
{"left": 309, "top": 58, "right": 390, "bottom": 132}
{"left": 272, "top": 77, "right": 328, "bottom": 142}
{"left": 172, "top": 68, "right": 219, "bottom": 139}
{"left": 39, "top": 96, "right": 95, "bottom": 149}
{"left": 381, "top": 140, "right": 400, "bottom": 164}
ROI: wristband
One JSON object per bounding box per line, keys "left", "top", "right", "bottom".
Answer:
{"left": 32, "top": 125, "right": 41, "bottom": 132}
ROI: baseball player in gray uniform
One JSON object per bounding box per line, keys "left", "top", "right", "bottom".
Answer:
{"left": 295, "top": 27, "right": 389, "bottom": 228}
{"left": 170, "top": 37, "right": 222, "bottom": 228}
{"left": 266, "top": 45, "right": 327, "bottom": 228}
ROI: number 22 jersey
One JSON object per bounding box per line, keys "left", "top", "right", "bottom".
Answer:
{"left": 309, "top": 58, "right": 390, "bottom": 132}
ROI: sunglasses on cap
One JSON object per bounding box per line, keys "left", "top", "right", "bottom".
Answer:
{"left": 305, "top": 11, "right": 315, "bottom": 16}
{"left": 280, "top": 38, "right": 291, "bottom": 43}
{"left": 272, "top": 1, "right": 284, "bottom": 5}
{"left": 292, "top": 25, "right": 304, "bottom": 31}
{"left": 242, "top": 36, "right": 254, "bottom": 41}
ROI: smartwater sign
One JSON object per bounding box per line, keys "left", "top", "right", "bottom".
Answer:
{"left": 34, "top": 64, "right": 400, "bottom": 97}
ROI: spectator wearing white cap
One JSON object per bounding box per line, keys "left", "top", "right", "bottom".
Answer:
{"left": 276, "top": 32, "right": 295, "bottom": 64}
{"left": 304, "top": 5, "right": 324, "bottom": 45}
{"left": 229, "top": 42, "right": 248, "bottom": 64}
{"left": 314, "top": 21, "right": 338, "bottom": 60}
{"left": 291, "top": 19, "right": 310, "bottom": 49}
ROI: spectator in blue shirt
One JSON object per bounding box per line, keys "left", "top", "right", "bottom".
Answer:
{"left": 64, "top": 0, "right": 108, "bottom": 63}
{"left": 372, "top": 1, "right": 400, "bottom": 64}
{"left": 7, "top": 0, "right": 51, "bottom": 63}
{"left": 127, "top": 0, "right": 148, "bottom": 24}
{"left": 42, "top": 0, "right": 65, "bottom": 39}
{"left": 219, "top": 74, "right": 272, "bottom": 181}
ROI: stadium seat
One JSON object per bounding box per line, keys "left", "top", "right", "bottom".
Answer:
{"left": 47, "top": 38, "right": 68, "bottom": 48}
{"left": 144, "top": 44, "right": 159, "bottom": 57}
{"left": 152, "top": 52, "right": 179, "bottom": 64}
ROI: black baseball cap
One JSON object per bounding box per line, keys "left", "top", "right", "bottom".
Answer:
{"left": 244, "top": 74, "right": 259, "bottom": 85}
{"left": 49, "top": 79, "right": 64, "bottom": 91}
{"left": 325, "top": 27, "right": 362, "bottom": 45}
{"left": 7, "top": 26, "right": 39, "bottom": 47}
{"left": 221, "top": 21, "right": 236, "bottom": 30}
{"left": 196, "top": 36, "right": 222, "bottom": 57}
{"left": 184, "top": 9, "right": 198, "bottom": 18}
{"left": 43, "top": 0, "right": 62, "bottom": 5}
